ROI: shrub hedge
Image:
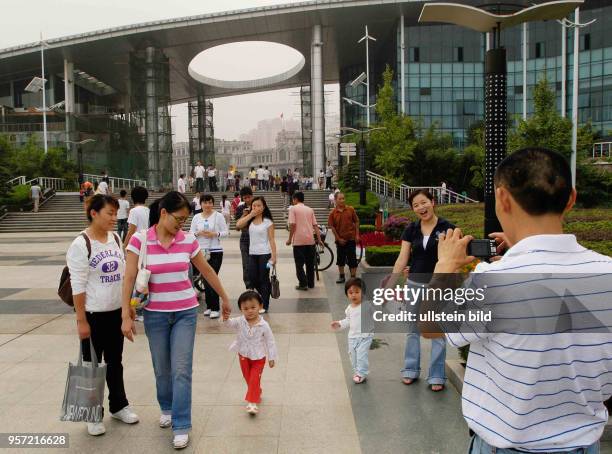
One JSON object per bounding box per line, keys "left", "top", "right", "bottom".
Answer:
{"left": 360, "top": 225, "right": 377, "bottom": 233}
{"left": 365, "top": 245, "right": 401, "bottom": 266}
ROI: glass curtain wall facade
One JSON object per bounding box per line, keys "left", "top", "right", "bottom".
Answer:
{"left": 394, "top": 0, "right": 612, "bottom": 148}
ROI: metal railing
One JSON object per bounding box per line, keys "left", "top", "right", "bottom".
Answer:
{"left": 366, "top": 170, "right": 478, "bottom": 205}
{"left": 82, "top": 173, "right": 147, "bottom": 191}
{"left": 592, "top": 141, "right": 612, "bottom": 159}
{"left": 25, "top": 177, "right": 66, "bottom": 191}
{"left": 7, "top": 176, "right": 26, "bottom": 186}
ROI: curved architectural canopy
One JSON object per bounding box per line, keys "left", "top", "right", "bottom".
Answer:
{"left": 188, "top": 41, "right": 305, "bottom": 90}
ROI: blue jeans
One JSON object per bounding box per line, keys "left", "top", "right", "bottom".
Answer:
{"left": 348, "top": 335, "right": 373, "bottom": 377}
{"left": 144, "top": 307, "right": 197, "bottom": 435}
{"left": 401, "top": 331, "right": 446, "bottom": 385}
{"left": 468, "top": 434, "right": 599, "bottom": 454}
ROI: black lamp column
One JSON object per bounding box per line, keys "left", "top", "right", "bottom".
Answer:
{"left": 484, "top": 27, "right": 507, "bottom": 236}
{"left": 358, "top": 138, "right": 367, "bottom": 205}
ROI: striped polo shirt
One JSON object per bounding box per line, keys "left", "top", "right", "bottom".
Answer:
{"left": 447, "top": 234, "right": 612, "bottom": 452}
{"left": 127, "top": 227, "right": 200, "bottom": 312}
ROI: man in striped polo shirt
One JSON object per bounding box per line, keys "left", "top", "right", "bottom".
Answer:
{"left": 432, "top": 148, "right": 612, "bottom": 453}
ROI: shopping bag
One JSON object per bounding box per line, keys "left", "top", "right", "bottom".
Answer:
{"left": 60, "top": 339, "right": 106, "bottom": 423}
{"left": 270, "top": 266, "right": 280, "bottom": 299}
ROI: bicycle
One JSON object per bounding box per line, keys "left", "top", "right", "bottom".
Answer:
{"left": 315, "top": 225, "right": 335, "bottom": 280}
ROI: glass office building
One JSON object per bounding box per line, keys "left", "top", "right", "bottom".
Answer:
{"left": 341, "top": 0, "right": 612, "bottom": 149}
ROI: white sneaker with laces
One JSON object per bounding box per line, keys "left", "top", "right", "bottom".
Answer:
{"left": 135, "top": 315, "right": 144, "bottom": 322}
{"left": 173, "top": 434, "right": 189, "bottom": 449}
{"left": 111, "top": 406, "right": 139, "bottom": 424}
{"left": 87, "top": 422, "right": 106, "bottom": 436}
{"left": 258, "top": 308, "right": 266, "bottom": 314}
{"left": 159, "top": 414, "right": 172, "bottom": 428}
{"left": 246, "top": 403, "right": 259, "bottom": 414}
{"left": 203, "top": 309, "right": 212, "bottom": 316}
{"left": 209, "top": 311, "right": 220, "bottom": 319}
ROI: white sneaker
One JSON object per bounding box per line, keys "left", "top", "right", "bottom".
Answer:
{"left": 135, "top": 315, "right": 144, "bottom": 322}
{"left": 209, "top": 311, "right": 220, "bottom": 319}
{"left": 111, "top": 406, "right": 139, "bottom": 424}
{"left": 159, "top": 414, "right": 172, "bottom": 428}
{"left": 87, "top": 422, "right": 106, "bottom": 436}
{"left": 246, "top": 403, "right": 259, "bottom": 414}
{"left": 258, "top": 308, "right": 266, "bottom": 314}
{"left": 203, "top": 309, "right": 212, "bottom": 316}
{"left": 173, "top": 434, "right": 189, "bottom": 449}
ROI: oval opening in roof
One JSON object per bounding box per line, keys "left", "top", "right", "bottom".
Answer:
{"left": 188, "top": 41, "right": 305, "bottom": 90}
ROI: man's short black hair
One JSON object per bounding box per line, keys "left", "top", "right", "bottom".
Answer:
{"left": 240, "top": 186, "right": 253, "bottom": 197}
{"left": 131, "top": 186, "right": 149, "bottom": 204}
{"left": 120, "top": 189, "right": 127, "bottom": 198}
{"left": 292, "top": 191, "right": 305, "bottom": 203}
{"left": 494, "top": 147, "right": 572, "bottom": 215}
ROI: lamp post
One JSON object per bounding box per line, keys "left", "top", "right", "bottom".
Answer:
{"left": 419, "top": 0, "right": 583, "bottom": 235}
{"left": 340, "top": 126, "right": 385, "bottom": 205}
{"left": 558, "top": 10, "right": 596, "bottom": 188}
{"left": 66, "top": 139, "right": 96, "bottom": 185}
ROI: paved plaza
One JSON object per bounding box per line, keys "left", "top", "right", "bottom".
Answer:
{"left": 0, "top": 230, "right": 610, "bottom": 454}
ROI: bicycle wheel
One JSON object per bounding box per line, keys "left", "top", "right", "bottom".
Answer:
{"left": 316, "top": 242, "right": 335, "bottom": 271}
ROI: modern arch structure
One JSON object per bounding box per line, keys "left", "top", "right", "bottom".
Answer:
{"left": 0, "top": 0, "right": 609, "bottom": 187}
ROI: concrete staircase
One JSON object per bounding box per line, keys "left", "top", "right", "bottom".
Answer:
{"left": 0, "top": 190, "right": 333, "bottom": 233}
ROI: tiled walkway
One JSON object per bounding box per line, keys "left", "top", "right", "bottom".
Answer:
{"left": 0, "top": 231, "right": 607, "bottom": 453}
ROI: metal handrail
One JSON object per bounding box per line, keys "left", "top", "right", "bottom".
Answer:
{"left": 7, "top": 176, "right": 26, "bottom": 186}
{"left": 82, "top": 173, "right": 147, "bottom": 191}
{"left": 366, "top": 170, "right": 478, "bottom": 204}
{"left": 25, "top": 177, "right": 66, "bottom": 191}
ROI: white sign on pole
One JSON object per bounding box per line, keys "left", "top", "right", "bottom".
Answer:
{"left": 340, "top": 151, "right": 357, "bottom": 156}
{"left": 340, "top": 142, "right": 357, "bottom": 151}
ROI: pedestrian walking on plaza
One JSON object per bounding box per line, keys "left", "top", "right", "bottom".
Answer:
{"left": 67, "top": 194, "right": 140, "bottom": 437}
{"left": 223, "top": 290, "right": 277, "bottom": 415}
{"left": 274, "top": 173, "right": 281, "bottom": 191}
{"left": 227, "top": 167, "right": 234, "bottom": 192}
{"left": 193, "top": 161, "right": 205, "bottom": 193}
{"left": 392, "top": 189, "right": 453, "bottom": 392}
{"left": 123, "top": 186, "right": 149, "bottom": 249}
{"left": 256, "top": 165, "right": 265, "bottom": 191}
{"left": 234, "top": 172, "right": 241, "bottom": 191}
{"left": 325, "top": 161, "right": 334, "bottom": 190}
{"left": 280, "top": 176, "right": 288, "bottom": 203}
{"left": 249, "top": 167, "right": 257, "bottom": 191}
{"left": 121, "top": 191, "right": 231, "bottom": 450}
{"left": 327, "top": 192, "right": 360, "bottom": 284}
{"left": 220, "top": 194, "right": 231, "bottom": 227}
{"left": 97, "top": 178, "right": 110, "bottom": 195}
{"left": 207, "top": 164, "right": 217, "bottom": 192}
{"left": 191, "top": 192, "right": 202, "bottom": 215}
{"left": 286, "top": 191, "right": 321, "bottom": 291}
{"left": 190, "top": 194, "right": 229, "bottom": 320}
{"left": 235, "top": 186, "right": 254, "bottom": 289}
{"left": 231, "top": 192, "right": 241, "bottom": 218}
{"left": 30, "top": 183, "right": 42, "bottom": 212}
{"left": 117, "top": 190, "right": 130, "bottom": 241}
{"left": 428, "top": 147, "right": 612, "bottom": 453}
{"left": 177, "top": 174, "right": 186, "bottom": 194}
{"left": 264, "top": 165, "right": 271, "bottom": 190}
{"left": 318, "top": 169, "right": 325, "bottom": 189}
{"left": 331, "top": 278, "right": 373, "bottom": 384}
{"left": 236, "top": 196, "right": 277, "bottom": 313}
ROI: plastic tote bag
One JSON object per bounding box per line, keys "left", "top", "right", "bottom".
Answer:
{"left": 270, "top": 265, "right": 280, "bottom": 299}
{"left": 60, "top": 340, "right": 106, "bottom": 423}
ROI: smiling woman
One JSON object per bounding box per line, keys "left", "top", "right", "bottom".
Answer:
{"left": 188, "top": 41, "right": 305, "bottom": 90}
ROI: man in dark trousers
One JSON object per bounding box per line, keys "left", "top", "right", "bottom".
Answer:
{"left": 327, "top": 192, "right": 360, "bottom": 283}
{"left": 234, "top": 186, "right": 254, "bottom": 289}
{"left": 286, "top": 192, "right": 322, "bottom": 290}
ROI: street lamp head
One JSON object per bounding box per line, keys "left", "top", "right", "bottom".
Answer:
{"left": 24, "top": 77, "right": 46, "bottom": 93}
{"left": 342, "top": 97, "right": 355, "bottom": 106}
{"left": 350, "top": 72, "right": 367, "bottom": 88}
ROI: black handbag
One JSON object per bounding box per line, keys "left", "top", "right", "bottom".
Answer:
{"left": 270, "top": 265, "right": 280, "bottom": 299}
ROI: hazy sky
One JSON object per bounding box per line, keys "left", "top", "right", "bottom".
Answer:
{"left": 1, "top": 0, "right": 339, "bottom": 141}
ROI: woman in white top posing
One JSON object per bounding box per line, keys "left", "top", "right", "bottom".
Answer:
{"left": 66, "top": 194, "right": 139, "bottom": 437}
{"left": 235, "top": 196, "right": 277, "bottom": 313}
{"left": 220, "top": 194, "right": 231, "bottom": 227}
{"left": 189, "top": 194, "right": 229, "bottom": 319}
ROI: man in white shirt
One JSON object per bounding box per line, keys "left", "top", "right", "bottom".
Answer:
{"left": 97, "top": 179, "right": 109, "bottom": 195}
{"left": 177, "top": 174, "right": 186, "bottom": 194}
{"left": 123, "top": 186, "right": 150, "bottom": 248}
{"left": 30, "top": 184, "right": 42, "bottom": 212}
{"left": 325, "top": 161, "right": 334, "bottom": 190}
{"left": 117, "top": 189, "right": 130, "bottom": 241}
{"left": 256, "top": 165, "right": 266, "bottom": 191}
{"left": 193, "top": 161, "right": 205, "bottom": 193}
{"left": 263, "top": 166, "right": 271, "bottom": 190}
{"left": 207, "top": 164, "right": 217, "bottom": 192}
{"left": 428, "top": 148, "right": 612, "bottom": 453}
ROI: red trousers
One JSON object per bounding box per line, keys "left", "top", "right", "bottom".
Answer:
{"left": 239, "top": 354, "right": 266, "bottom": 403}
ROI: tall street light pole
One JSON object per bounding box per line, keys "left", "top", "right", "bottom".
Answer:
{"left": 358, "top": 26, "right": 376, "bottom": 127}
{"left": 66, "top": 139, "right": 96, "bottom": 184}
{"left": 40, "top": 33, "right": 48, "bottom": 155}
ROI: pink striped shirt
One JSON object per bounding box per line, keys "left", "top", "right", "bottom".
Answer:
{"left": 127, "top": 226, "right": 201, "bottom": 312}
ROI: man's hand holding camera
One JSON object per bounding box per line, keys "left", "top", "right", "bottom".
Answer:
{"left": 434, "top": 228, "right": 475, "bottom": 273}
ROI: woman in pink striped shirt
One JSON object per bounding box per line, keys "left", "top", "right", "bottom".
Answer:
{"left": 121, "top": 191, "right": 231, "bottom": 450}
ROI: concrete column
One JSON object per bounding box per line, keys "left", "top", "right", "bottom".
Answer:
{"left": 63, "top": 60, "right": 76, "bottom": 158}
{"left": 311, "top": 24, "right": 325, "bottom": 188}
{"left": 145, "top": 46, "right": 160, "bottom": 189}
{"left": 197, "top": 91, "right": 208, "bottom": 165}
